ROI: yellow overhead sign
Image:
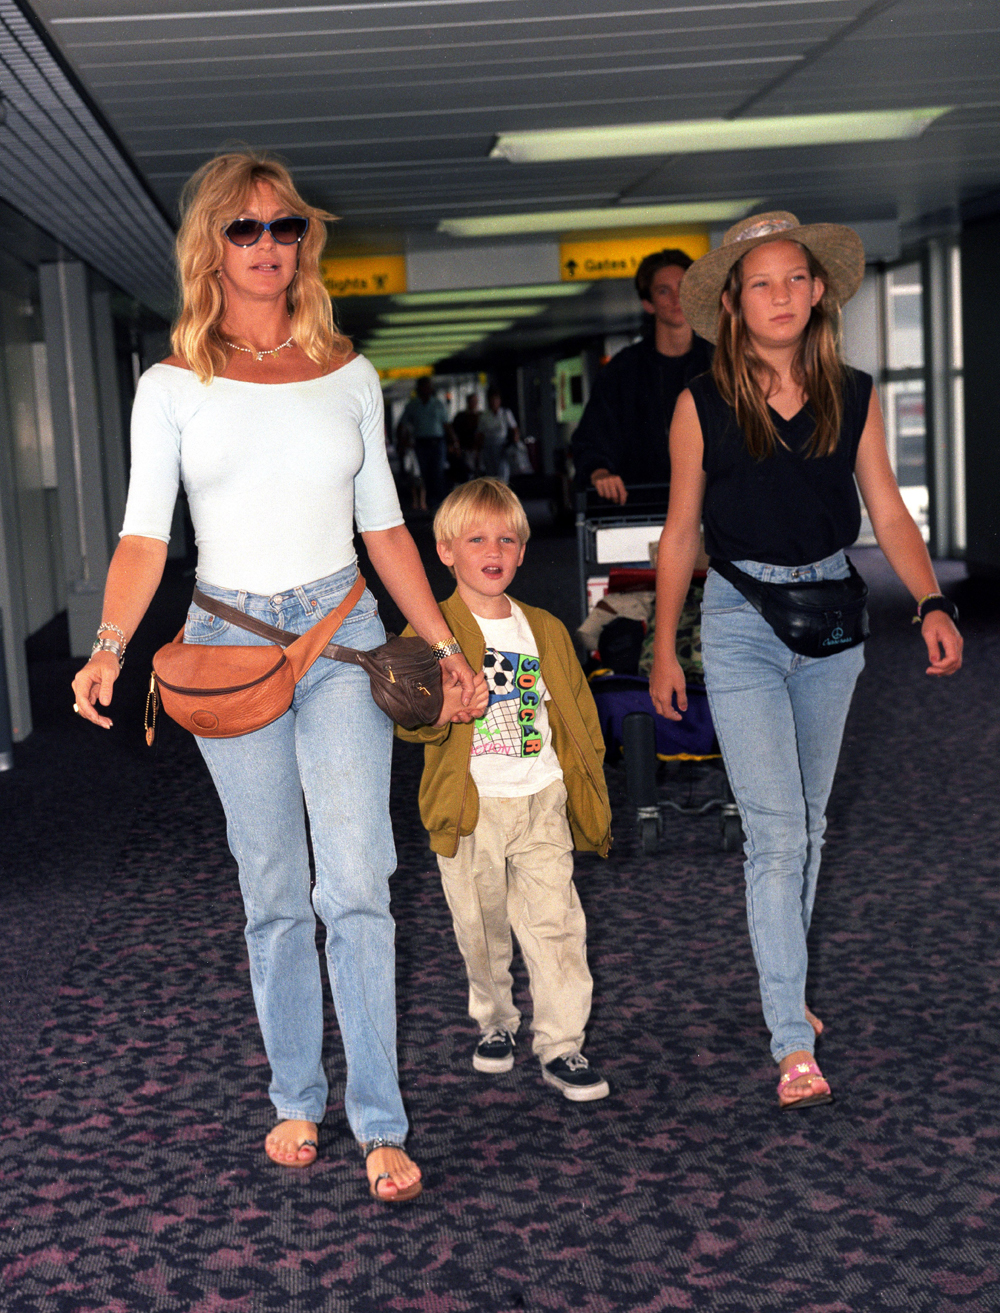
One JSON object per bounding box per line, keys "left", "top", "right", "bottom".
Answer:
{"left": 376, "top": 365, "right": 434, "bottom": 381}
{"left": 560, "top": 230, "right": 710, "bottom": 282}
{"left": 321, "top": 254, "right": 407, "bottom": 297}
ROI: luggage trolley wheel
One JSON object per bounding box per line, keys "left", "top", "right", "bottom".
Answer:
{"left": 720, "top": 807, "right": 744, "bottom": 853}
{"left": 639, "top": 812, "right": 661, "bottom": 856}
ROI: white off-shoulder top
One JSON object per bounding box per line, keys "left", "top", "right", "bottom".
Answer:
{"left": 120, "top": 355, "right": 403, "bottom": 595}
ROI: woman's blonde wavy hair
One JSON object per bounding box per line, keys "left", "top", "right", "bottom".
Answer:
{"left": 171, "top": 151, "right": 352, "bottom": 383}
{"left": 711, "top": 245, "right": 846, "bottom": 461}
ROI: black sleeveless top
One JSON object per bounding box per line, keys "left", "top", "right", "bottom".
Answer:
{"left": 691, "top": 368, "right": 873, "bottom": 567}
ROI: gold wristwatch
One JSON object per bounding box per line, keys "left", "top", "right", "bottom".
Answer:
{"left": 430, "top": 637, "right": 462, "bottom": 660}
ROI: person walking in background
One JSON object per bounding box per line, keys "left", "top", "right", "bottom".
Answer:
{"left": 572, "top": 248, "right": 713, "bottom": 505}
{"left": 453, "top": 391, "right": 483, "bottom": 477}
{"left": 70, "top": 151, "right": 477, "bottom": 1200}
{"left": 477, "top": 387, "right": 519, "bottom": 482}
{"left": 650, "top": 213, "right": 962, "bottom": 1110}
{"left": 397, "top": 479, "right": 613, "bottom": 1102}
{"left": 397, "top": 375, "right": 455, "bottom": 507}
{"left": 397, "top": 430, "right": 427, "bottom": 511}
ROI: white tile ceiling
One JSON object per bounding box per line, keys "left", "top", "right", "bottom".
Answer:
{"left": 13, "top": 0, "right": 1000, "bottom": 342}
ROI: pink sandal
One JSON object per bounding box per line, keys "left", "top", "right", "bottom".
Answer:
{"left": 777, "top": 1059, "right": 833, "bottom": 1111}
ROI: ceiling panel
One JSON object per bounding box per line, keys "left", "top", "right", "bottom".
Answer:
{"left": 28, "top": 0, "right": 1000, "bottom": 227}
{"left": 82, "top": 26, "right": 841, "bottom": 92}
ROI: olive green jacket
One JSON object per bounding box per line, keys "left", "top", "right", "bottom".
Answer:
{"left": 397, "top": 592, "right": 612, "bottom": 859}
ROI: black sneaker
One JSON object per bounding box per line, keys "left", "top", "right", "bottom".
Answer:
{"left": 542, "top": 1052, "right": 610, "bottom": 1101}
{"left": 473, "top": 1027, "right": 515, "bottom": 1073}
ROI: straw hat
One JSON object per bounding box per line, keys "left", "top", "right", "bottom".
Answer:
{"left": 680, "top": 211, "right": 866, "bottom": 343}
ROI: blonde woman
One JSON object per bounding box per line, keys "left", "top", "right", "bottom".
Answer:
{"left": 72, "top": 152, "right": 478, "bottom": 1200}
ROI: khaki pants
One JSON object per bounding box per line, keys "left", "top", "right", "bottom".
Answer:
{"left": 437, "top": 779, "right": 593, "bottom": 1064}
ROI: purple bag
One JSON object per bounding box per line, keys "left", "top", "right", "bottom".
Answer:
{"left": 589, "top": 675, "right": 717, "bottom": 759}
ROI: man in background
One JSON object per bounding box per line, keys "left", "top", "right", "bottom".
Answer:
{"left": 398, "top": 375, "right": 455, "bottom": 508}
{"left": 572, "top": 250, "right": 712, "bottom": 506}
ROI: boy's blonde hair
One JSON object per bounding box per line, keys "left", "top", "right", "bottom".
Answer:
{"left": 433, "top": 478, "right": 531, "bottom": 546}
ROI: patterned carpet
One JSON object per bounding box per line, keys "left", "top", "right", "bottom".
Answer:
{"left": 0, "top": 540, "right": 997, "bottom": 1313}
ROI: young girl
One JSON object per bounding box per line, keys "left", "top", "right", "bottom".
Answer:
{"left": 650, "top": 213, "right": 962, "bottom": 1110}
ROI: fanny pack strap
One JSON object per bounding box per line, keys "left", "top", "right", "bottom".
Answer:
{"left": 710, "top": 557, "right": 769, "bottom": 609}
{"left": 710, "top": 557, "right": 863, "bottom": 601}
{"left": 191, "top": 573, "right": 366, "bottom": 677}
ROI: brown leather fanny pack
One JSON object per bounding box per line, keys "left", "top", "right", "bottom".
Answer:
{"left": 147, "top": 574, "right": 443, "bottom": 742}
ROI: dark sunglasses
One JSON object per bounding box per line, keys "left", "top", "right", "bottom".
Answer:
{"left": 223, "top": 216, "right": 309, "bottom": 247}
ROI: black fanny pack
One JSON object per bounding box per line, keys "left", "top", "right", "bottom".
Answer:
{"left": 710, "top": 557, "right": 869, "bottom": 659}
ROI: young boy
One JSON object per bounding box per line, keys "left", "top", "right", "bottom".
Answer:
{"left": 398, "top": 479, "right": 612, "bottom": 1101}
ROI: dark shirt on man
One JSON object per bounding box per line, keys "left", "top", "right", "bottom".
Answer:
{"left": 572, "top": 334, "right": 713, "bottom": 489}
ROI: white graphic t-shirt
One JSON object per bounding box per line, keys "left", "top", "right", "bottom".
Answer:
{"left": 468, "top": 601, "right": 564, "bottom": 799}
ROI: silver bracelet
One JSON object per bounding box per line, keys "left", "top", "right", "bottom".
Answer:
{"left": 97, "top": 622, "right": 127, "bottom": 648}
{"left": 91, "top": 637, "right": 125, "bottom": 669}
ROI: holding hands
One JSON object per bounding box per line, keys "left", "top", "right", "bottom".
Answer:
{"left": 436, "top": 665, "right": 488, "bottom": 726}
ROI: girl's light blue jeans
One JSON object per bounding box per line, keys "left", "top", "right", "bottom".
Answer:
{"left": 700, "top": 551, "right": 865, "bottom": 1062}
{"left": 185, "top": 563, "right": 408, "bottom": 1145}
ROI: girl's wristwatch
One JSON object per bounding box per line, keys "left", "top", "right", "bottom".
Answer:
{"left": 913, "top": 594, "right": 959, "bottom": 624}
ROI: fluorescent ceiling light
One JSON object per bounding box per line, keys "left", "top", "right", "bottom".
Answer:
{"left": 367, "top": 329, "right": 484, "bottom": 341}
{"left": 368, "top": 351, "right": 469, "bottom": 368}
{"left": 383, "top": 307, "right": 545, "bottom": 325}
{"left": 439, "top": 200, "right": 757, "bottom": 239}
{"left": 393, "top": 283, "right": 591, "bottom": 306}
{"left": 365, "top": 336, "right": 485, "bottom": 350}
{"left": 490, "top": 109, "right": 951, "bottom": 165}
{"left": 367, "top": 323, "right": 512, "bottom": 339}
{"left": 376, "top": 318, "right": 517, "bottom": 333}
{"left": 368, "top": 323, "right": 489, "bottom": 338}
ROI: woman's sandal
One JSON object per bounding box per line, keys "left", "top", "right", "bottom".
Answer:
{"left": 364, "top": 1139, "right": 423, "bottom": 1204}
{"left": 777, "top": 1060, "right": 833, "bottom": 1111}
{"left": 264, "top": 1121, "right": 319, "bottom": 1168}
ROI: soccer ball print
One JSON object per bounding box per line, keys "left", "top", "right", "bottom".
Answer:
{"left": 482, "top": 649, "right": 516, "bottom": 697}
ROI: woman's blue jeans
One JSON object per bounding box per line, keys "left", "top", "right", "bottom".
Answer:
{"left": 700, "top": 551, "right": 865, "bottom": 1062}
{"left": 185, "top": 563, "right": 407, "bottom": 1145}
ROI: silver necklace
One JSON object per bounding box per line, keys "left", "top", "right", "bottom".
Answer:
{"left": 224, "top": 334, "right": 295, "bottom": 362}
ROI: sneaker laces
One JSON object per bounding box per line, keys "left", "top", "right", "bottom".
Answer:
{"left": 561, "top": 1052, "right": 589, "bottom": 1071}
{"left": 481, "top": 1027, "right": 512, "bottom": 1046}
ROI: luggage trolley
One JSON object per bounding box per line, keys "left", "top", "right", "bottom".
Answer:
{"left": 575, "top": 487, "right": 742, "bottom": 855}
{"left": 576, "top": 484, "right": 671, "bottom": 625}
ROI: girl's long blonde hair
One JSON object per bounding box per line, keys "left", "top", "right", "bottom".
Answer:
{"left": 171, "top": 151, "right": 352, "bottom": 383}
{"left": 711, "top": 245, "right": 845, "bottom": 460}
